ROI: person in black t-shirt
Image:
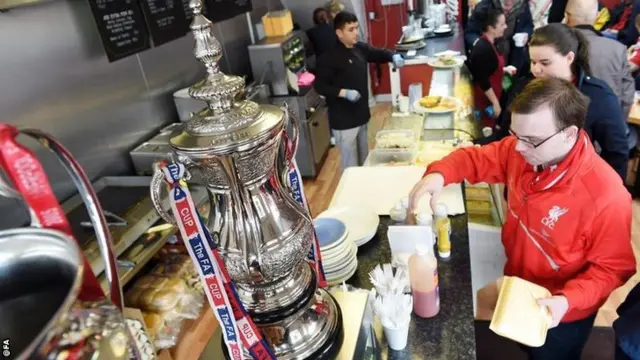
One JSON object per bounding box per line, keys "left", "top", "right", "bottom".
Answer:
{"left": 468, "top": 9, "right": 515, "bottom": 128}
{"left": 314, "top": 12, "right": 404, "bottom": 171}
{"left": 307, "top": 8, "right": 338, "bottom": 59}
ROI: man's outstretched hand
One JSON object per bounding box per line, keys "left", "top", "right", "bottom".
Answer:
{"left": 407, "top": 173, "right": 445, "bottom": 216}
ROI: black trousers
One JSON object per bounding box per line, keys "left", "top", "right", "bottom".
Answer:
{"left": 519, "top": 314, "right": 596, "bottom": 360}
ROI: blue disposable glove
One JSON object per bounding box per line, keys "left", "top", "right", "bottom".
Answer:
{"left": 343, "top": 89, "right": 361, "bottom": 102}
{"left": 392, "top": 54, "right": 405, "bottom": 68}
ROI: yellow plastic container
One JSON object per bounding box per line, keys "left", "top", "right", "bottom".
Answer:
{"left": 262, "top": 10, "right": 293, "bottom": 38}
{"left": 490, "top": 276, "right": 553, "bottom": 347}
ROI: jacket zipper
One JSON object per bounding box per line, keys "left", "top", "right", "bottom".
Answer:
{"left": 515, "top": 195, "right": 560, "bottom": 271}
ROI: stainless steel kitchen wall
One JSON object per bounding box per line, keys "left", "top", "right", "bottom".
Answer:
{"left": 0, "top": 0, "right": 281, "bottom": 229}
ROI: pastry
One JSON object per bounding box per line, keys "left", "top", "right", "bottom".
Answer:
{"left": 419, "top": 96, "right": 441, "bottom": 108}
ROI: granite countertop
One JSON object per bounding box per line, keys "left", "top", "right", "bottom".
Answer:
{"left": 347, "top": 216, "right": 476, "bottom": 359}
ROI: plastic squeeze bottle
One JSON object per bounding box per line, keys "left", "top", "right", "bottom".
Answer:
{"left": 433, "top": 203, "right": 451, "bottom": 259}
{"left": 408, "top": 243, "right": 440, "bottom": 318}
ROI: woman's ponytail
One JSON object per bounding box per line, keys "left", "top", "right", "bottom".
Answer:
{"left": 571, "top": 28, "right": 591, "bottom": 76}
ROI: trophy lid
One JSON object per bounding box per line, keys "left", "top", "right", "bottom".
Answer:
{"left": 170, "top": 0, "right": 283, "bottom": 153}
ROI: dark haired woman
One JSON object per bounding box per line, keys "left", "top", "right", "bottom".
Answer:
{"left": 465, "top": 0, "right": 533, "bottom": 74}
{"left": 499, "top": 23, "right": 628, "bottom": 180}
{"left": 307, "top": 8, "right": 338, "bottom": 59}
{"left": 468, "top": 9, "right": 514, "bottom": 127}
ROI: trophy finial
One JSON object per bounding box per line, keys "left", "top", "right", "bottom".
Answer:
{"left": 189, "top": 0, "right": 203, "bottom": 14}
{"left": 186, "top": 0, "right": 245, "bottom": 115}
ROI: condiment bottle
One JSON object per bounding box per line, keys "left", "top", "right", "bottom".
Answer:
{"left": 433, "top": 203, "right": 451, "bottom": 259}
{"left": 408, "top": 243, "right": 440, "bottom": 318}
{"left": 389, "top": 203, "right": 407, "bottom": 224}
{"left": 416, "top": 213, "right": 435, "bottom": 246}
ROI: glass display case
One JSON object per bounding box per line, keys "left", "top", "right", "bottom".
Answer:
{"left": 465, "top": 182, "right": 505, "bottom": 227}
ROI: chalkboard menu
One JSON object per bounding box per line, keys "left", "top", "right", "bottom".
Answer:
{"left": 88, "top": 0, "right": 151, "bottom": 62}
{"left": 139, "top": 0, "right": 188, "bottom": 46}
{"left": 205, "top": 0, "right": 252, "bottom": 22}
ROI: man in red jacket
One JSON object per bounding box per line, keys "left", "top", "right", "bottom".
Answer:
{"left": 409, "top": 77, "right": 636, "bottom": 360}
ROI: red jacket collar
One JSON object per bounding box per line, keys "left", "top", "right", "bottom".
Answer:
{"left": 521, "top": 130, "right": 591, "bottom": 193}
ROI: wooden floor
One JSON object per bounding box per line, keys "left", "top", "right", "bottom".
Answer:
{"left": 303, "top": 103, "right": 640, "bottom": 327}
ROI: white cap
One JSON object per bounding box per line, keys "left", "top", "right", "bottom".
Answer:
{"left": 415, "top": 243, "right": 431, "bottom": 256}
{"left": 434, "top": 203, "right": 448, "bottom": 217}
{"left": 438, "top": 250, "right": 451, "bottom": 258}
{"left": 416, "top": 213, "right": 433, "bottom": 226}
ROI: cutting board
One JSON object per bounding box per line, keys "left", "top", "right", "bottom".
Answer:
{"left": 329, "top": 166, "right": 465, "bottom": 216}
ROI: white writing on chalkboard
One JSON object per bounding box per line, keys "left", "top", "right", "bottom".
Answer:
{"left": 102, "top": 11, "right": 140, "bottom": 47}
{"left": 139, "top": 0, "right": 188, "bottom": 46}
{"left": 89, "top": 0, "right": 151, "bottom": 61}
{"left": 102, "top": 10, "right": 134, "bottom": 21}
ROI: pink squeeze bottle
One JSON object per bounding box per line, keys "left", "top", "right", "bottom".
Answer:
{"left": 408, "top": 243, "right": 440, "bottom": 318}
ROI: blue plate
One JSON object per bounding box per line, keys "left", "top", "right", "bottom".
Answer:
{"left": 313, "top": 218, "right": 347, "bottom": 249}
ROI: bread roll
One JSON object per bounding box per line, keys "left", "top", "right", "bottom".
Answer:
{"left": 150, "top": 289, "right": 182, "bottom": 312}
{"left": 164, "top": 277, "right": 187, "bottom": 293}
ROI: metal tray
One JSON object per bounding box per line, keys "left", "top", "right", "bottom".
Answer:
{"left": 160, "top": 123, "right": 183, "bottom": 134}
{"left": 130, "top": 142, "right": 173, "bottom": 176}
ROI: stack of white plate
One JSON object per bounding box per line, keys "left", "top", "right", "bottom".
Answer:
{"left": 316, "top": 206, "right": 379, "bottom": 247}
{"left": 314, "top": 218, "right": 358, "bottom": 285}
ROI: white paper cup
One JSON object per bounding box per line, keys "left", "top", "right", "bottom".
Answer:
{"left": 399, "top": 96, "right": 410, "bottom": 113}
{"left": 384, "top": 322, "right": 410, "bottom": 350}
{"left": 513, "top": 33, "right": 528, "bottom": 47}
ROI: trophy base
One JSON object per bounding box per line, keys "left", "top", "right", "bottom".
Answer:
{"left": 221, "top": 289, "right": 343, "bottom": 360}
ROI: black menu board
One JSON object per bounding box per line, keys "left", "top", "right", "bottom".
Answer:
{"left": 139, "top": 0, "right": 188, "bottom": 47}
{"left": 88, "top": 0, "right": 151, "bottom": 62}
{"left": 205, "top": 0, "right": 252, "bottom": 22}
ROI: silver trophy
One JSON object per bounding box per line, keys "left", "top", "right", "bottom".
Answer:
{"left": 149, "top": 1, "right": 342, "bottom": 358}
{"left": 0, "top": 129, "right": 138, "bottom": 359}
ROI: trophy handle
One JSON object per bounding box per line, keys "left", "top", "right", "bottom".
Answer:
{"left": 18, "top": 129, "right": 124, "bottom": 310}
{"left": 150, "top": 164, "right": 177, "bottom": 225}
{"left": 276, "top": 105, "right": 313, "bottom": 222}
{"left": 281, "top": 102, "right": 299, "bottom": 169}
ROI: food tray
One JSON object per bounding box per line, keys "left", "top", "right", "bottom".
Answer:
{"left": 160, "top": 123, "right": 183, "bottom": 133}
{"left": 364, "top": 148, "right": 415, "bottom": 167}
{"left": 383, "top": 114, "right": 425, "bottom": 141}
{"left": 130, "top": 142, "right": 173, "bottom": 175}
{"left": 375, "top": 130, "right": 417, "bottom": 150}
{"left": 146, "top": 131, "right": 173, "bottom": 145}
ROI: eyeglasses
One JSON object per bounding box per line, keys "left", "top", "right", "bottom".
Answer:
{"left": 509, "top": 127, "right": 567, "bottom": 149}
